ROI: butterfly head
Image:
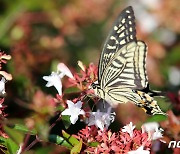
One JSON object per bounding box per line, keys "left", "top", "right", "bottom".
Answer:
{"left": 89, "top": 81, "right": 104, "bottom": 97}
{"left": 90, "top": 81, "right": 100, "bottom": 90}
{"left": 91, "top": 82, "right": 97, "bottom": 89}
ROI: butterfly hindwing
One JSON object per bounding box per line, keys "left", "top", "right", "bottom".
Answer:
{"left": 98, "top": 6, "right": 136, "bottom": 83}
{"left": 133, "top": 90, "right": 166, "bottom": 115}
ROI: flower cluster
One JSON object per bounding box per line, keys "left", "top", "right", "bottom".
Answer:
{"left": 0, "top": 52, "right": 12, "bottom": 113}
{"left": 42, "top": 62, "right": 166, "bottom": 153}
{"left": 43, "top": 62, "right": 112, "bottom": 130}
{"left": 0, "top": 52, "right": 12, "bottom": 139}
{"left": 42, "top": 62, "right": 117, "bottom": 138}
{"left": 77, "top": 122, "right": 164, "bottom": 153}
{"left": 1, "top": 1, "right": 179, "bottom": 153}
{"left": 69, "top": 61, "right": 98, "bottom": 91}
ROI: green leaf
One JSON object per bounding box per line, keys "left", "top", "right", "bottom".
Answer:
{"left": 51, "top": 60, "right": 59, "bottom": 72}
{"left": 7, "top": 124, "right": 37, "bottom": 135}
{"left": 158, "top": 99, "right": 171, "bottom": 112}
{"left": 64, "top": 87, "right": 81, "bottom": 94}
{"left": 0, "top": 136, "right": 6, "bottom": 144}
{"left": 70, "top": 140, "right": 82, "bottom": 154}
{"left": 166, "top": 46, "right": 180, "bottom": 65}
{"left": 48, "top": 134, "right": 72, "bottom": 149}
{"left": 88, "top": 141, "right": 99, "bottom": 147}
{"left": 146, "top": 114, "right": 167, "bottom": 123}
{"left": 11, "top": 25, "right": 24, "bottom": 40}
{"left": 56, "top": 105, "right": 65, "bottom": 112}
{"left": 6, "top": 138, "right": 19, "bottom": 154}
{"left": 62, "top": 115, "right": 71, "bottom": 129}
{"left": 4, "top": 126, "right": 24, "bottom": 145}
{"left": 62, "top": 130, "right": 79, "bottom": 146}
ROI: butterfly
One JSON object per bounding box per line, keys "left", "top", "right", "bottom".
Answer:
{"left": 91, "top": 6, "right": 166, "bottom": 115}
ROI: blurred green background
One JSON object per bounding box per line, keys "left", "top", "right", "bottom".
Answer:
{"left": 0, "top": 0, "right": 179, "bottom": 153}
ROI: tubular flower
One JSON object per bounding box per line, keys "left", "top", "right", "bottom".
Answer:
{"left": 77, "top": 122, "right": 152, "bottom": 153}
{"left": 43, "top": 63, "right": 74, "bottom": 95}
{"left": 61, "top": 100, "right": 85, "bottom": 124}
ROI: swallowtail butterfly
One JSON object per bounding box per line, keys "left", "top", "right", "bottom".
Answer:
{"left": 91, "top": 6, "right": 166, "bottom": 115}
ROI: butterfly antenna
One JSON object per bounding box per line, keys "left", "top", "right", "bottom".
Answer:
{"left": 103, "top": 99, "right": 106, "bottom": 108}
{"left": 86, "top": 97, "right": 91, "bottom": 104}
{"left": 91, "top": 103, "right": 96, "bottom": 111}
{"left": 82, "top": 94, "right": 87, "bottom": 101}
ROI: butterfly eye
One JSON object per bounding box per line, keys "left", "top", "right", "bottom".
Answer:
{"left": 91, "top": 83, "right": 97, "bottom": 89}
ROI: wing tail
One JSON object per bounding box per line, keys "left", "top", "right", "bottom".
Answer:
{"left": 141, "top": 83, "right": 165, "bottom": 97}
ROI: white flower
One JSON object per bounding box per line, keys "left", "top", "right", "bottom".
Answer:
{"left": 139, "top": 0, "right": 162, "bottom": 9}
{"left": 128, "top": 1, "right": 159, "bottom": 33}
{"left": 87, "top": 107, "right": 114, "bottom": 131}
{"left": 0, "top": 77, "right": 6, "bottom": 95}
{"left": 128, "top": 146, "right": 150, "bottom": 154}
{"left": 61, "top": 100, "right": 85, "bottom": 124}
{"left": 142, "top": 122, "right": 164, "bottom": 140}
{"left": 122, "top": 122, "right": 135, "bottom": 138}
{"left": 152, "top": 128, "right": 163, "bottom": 140}
{"left": 169, "top": 67, "right": 180, "bottom": 86}
{"left": 57, "top": 63, "right": 74, "bottom": 79}
{"left": 43, "top": 72, "right": 63, "bottom": 95}
{"left": 137, "top": 10, "right": 159, "bottom": 33}
{"left": 0, "top": 71, "right": 12, "bottom": 81}
{"left": 43, "top": 63, "right": 74, "bottom": 95}
{"left": 158, "top": 28, "right": 176, "bottom": 46}
{"left": 142, "top": 122, "right": 159, "bottom": 132}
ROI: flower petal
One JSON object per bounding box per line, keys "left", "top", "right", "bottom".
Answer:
{"left": 42, "top": 76, "right": 50, "bottom": 81}
{"left": 57, "top": 63, "right": 74, "bottom": 79}
{"left": 61, "top": 100, "right": 85, "bottom": 125}
{"left": 128, "top": 146, "right": 150, "bottom": 154}
{"left": 70, "top": 115, "right": 78, "bottom": 124}
{"left": 122, "top": 122, "right": 135, "bottom": 138}
{"left": 142, "top": 122, "right": 159, "bottom": 132}
{"left": 79, "top": 110, "right": 85, "bottom": 115}
{"left": 43, "top": 72, "right": 63, "bottom": 95}
{"left": 75, "top": 101, "right": 83, "bottom": 108}
{"left": 0, "top": 71, "right": 12, "bottom": 81}
{"left": 54, "top": 83, "right": 62, "bottom": 95}
{"left": 87, "top": 108, "right": 112, "bottom": 130}
{"left": 61, "top": 109, "right": 71, "bottom": 115}
{"left": 0, "top": 77, "right": 6, "bottom": 94}
{"left": 45, "top": 82, "right": 53, "bottom": 87}
{"left": 66, "top": 100, "right": 75, "bottom": 108}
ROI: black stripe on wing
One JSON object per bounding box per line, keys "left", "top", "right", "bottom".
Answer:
{"left": 101, "top": 42, "right": 136, "bottom": 88}
{"left": 98, "top": 6, "right": 137, "bottom": 83}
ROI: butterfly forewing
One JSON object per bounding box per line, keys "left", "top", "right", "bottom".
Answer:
{"left": 98, "top": 6, "right": 136, "bottom": 83}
